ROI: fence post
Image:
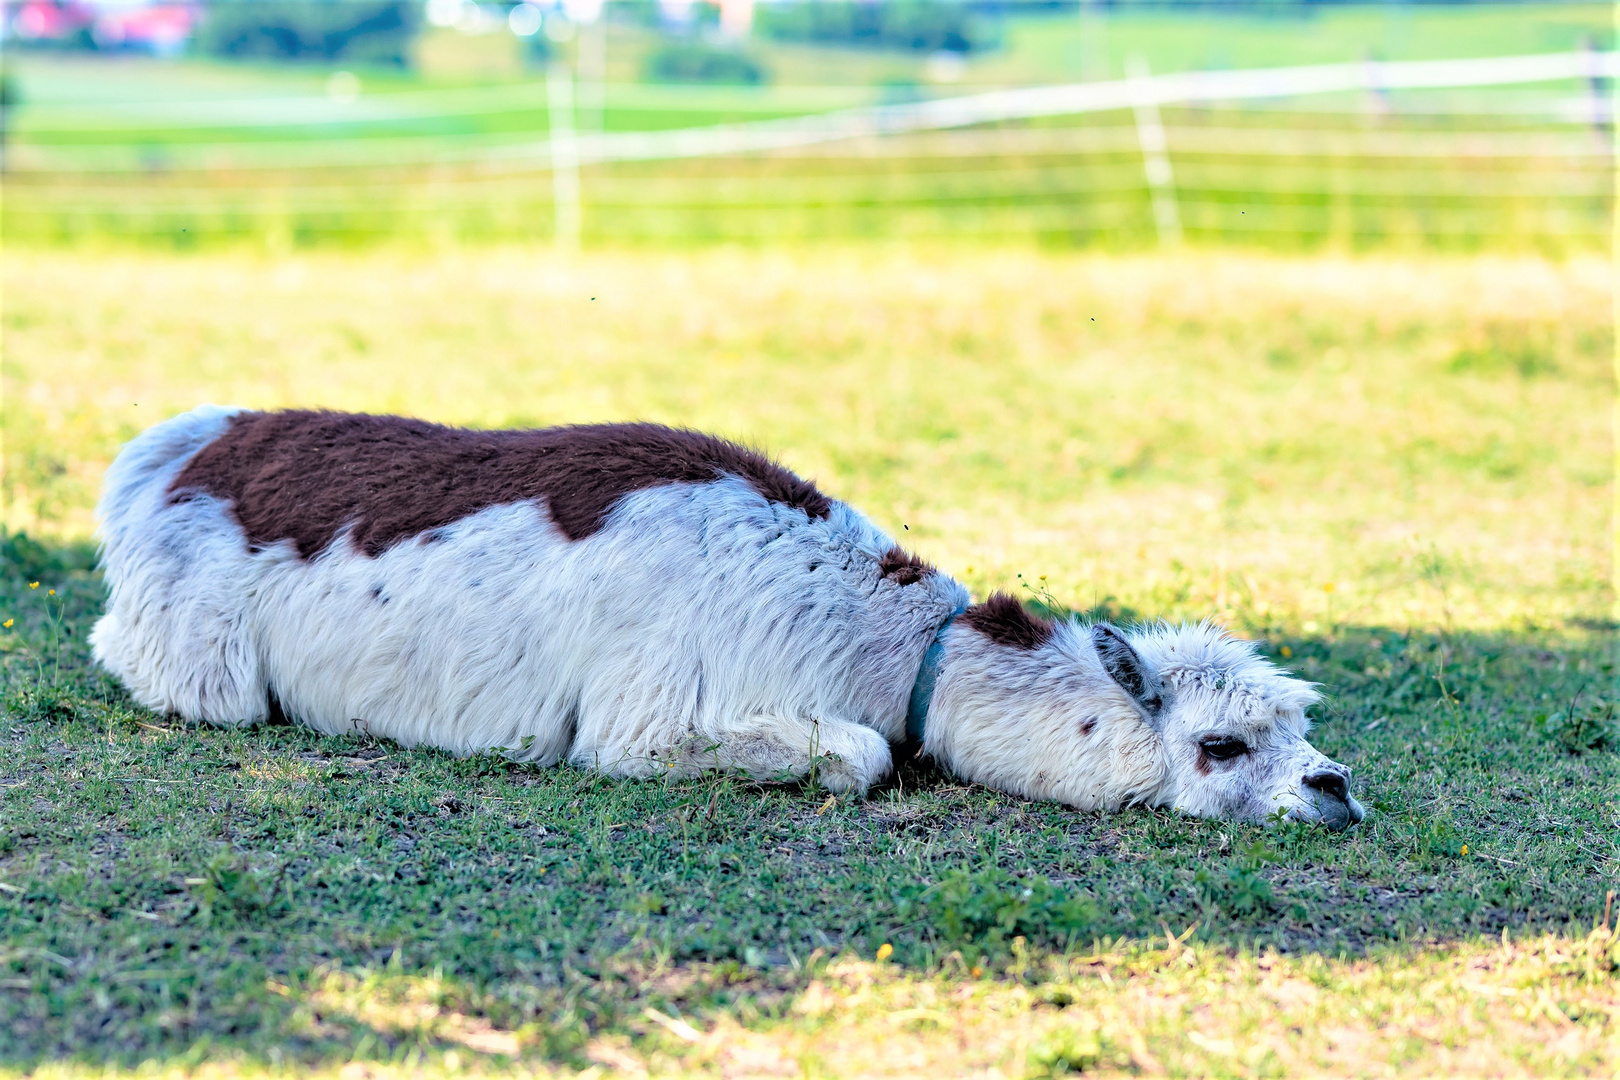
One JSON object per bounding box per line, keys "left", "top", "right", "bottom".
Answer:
{"left": 578, "top": 20, "right": 607, "bottom": 136}
{"left": 1610, "top": 10, "right": 1620, "bottom": 629}
{"left": 1126, "top": 53, "right": 1181, "bottom": 247}
{"left": 1079, "top": 0, "right": 1107, "bottom": 82}
{"left": 1582, "top": 36, "right": 1612, "bottom": 136}
{"left": 547, "top": 61, "right": 582, "bottom": 253}
{"left": 1360, "top": 53, "right": 1391, "bottom": 118}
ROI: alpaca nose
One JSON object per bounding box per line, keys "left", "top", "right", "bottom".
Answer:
{"left": 1302, "top": 768, "right": 1363, "bottom": 831}
{"left": 1302, "top": 769, "right": 1349, "bottom": 802}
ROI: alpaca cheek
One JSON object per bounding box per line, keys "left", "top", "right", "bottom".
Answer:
{"left": 1170, "top": 759, "right": 1239, "bottom": 818}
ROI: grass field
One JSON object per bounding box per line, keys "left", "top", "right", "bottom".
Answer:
{"left": 0, "top": 246, "right": 1615, "bottom": 1076}
{"left": 13, "top": 108, "right": 1605, "bottom": 252}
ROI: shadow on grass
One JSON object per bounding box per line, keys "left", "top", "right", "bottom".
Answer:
{"left": 0, "top": 533, "right": 1615, "bottom": 1071}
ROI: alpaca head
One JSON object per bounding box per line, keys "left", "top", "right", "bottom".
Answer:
{"left": 1094, "top": 622, "right": 1365, "bottom": 830}
{"left": 928, "top": 604, "right": 1366, "bottom": 828}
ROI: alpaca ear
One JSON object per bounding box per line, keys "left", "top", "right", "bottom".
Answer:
{"left": 1091, "top": 624, "right": 1165, "bottom": 725}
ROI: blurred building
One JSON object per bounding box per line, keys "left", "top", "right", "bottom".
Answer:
{"left": 4, "top": 0, "right": 200, "bottom": 54}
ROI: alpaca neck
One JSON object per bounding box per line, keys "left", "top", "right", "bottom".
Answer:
{"left": 923, "top": 629, "right": 1168, "bottom": 810}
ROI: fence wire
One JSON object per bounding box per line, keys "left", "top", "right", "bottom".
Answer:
{"left": 2, "top": 48, "right": 1612, "bottom": 248}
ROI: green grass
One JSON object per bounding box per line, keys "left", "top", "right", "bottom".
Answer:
{"left": 0, "top": 246, "right": 1615, "bottom": 1075}
{"left": 983, "top": 1, "right": 1614, "bottom": 81}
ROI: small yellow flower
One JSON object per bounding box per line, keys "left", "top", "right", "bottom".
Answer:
{"left": 1038, "top": 575, "right": 1047, "bottom": 581}
{"left": 1322, "top": 582, "right": 1335, "bottom": 593}
{"left": 46, "top": 590, "right": 54, "bottom": 597}
{"left": 1460, "top": 844, "right": 1469, "bottom": 856}
{"left": 970, "top": 966, "right": 984, "bottom": 978}
{"left": 875, "top": 943, "right": 893, "bottom": 962}
{"left": 2, "top": 619, "right": 11, "bottom": 629}
{"left": 28, "top": 582, "right": 38, "bottom": 590}
{"left": 1280, "top": 645, "right": 1293, "bottom": 658}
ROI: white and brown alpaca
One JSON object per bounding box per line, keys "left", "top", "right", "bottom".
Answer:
{"left": 93, "top": 406, "right": 1365, "bottom": 831}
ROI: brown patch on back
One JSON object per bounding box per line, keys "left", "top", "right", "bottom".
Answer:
{"left": 960, "top": 592, "right": 1054, "bottom": 651}
{"left": 170, "top": 410, "right": 832, "bottom": 559}
{"left": 878, "top": 547, "right": 933, "bottom": 586}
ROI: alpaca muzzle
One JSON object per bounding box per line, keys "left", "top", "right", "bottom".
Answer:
{"left": 1303, "top": 767, "right": 1365, "bottom": 831}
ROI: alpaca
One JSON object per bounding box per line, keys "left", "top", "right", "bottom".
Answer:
{"left": 92, "top": 407, "right": 1365, "bottom": 831}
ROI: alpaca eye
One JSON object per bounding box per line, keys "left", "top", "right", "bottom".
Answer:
{"left": 1200, "top": 736, "right": 1249, "bottom": 762}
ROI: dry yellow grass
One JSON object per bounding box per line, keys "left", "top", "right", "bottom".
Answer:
{"left": 3, "top": 247, "right": 1610, "bottom": 632}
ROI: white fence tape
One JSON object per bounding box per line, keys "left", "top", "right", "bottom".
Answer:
{"left": 545, "top": 50, "right": 1618, "bottom": 169}
{"left": 11, "top": 49, "right": 1616, "bottom": 173}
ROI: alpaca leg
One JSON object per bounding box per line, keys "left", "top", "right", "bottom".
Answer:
{"left": 701, "top": 713, "right": 894, "bottom": 794}
{"left": 572, "top": 703, "right": 894, "bottom": 794}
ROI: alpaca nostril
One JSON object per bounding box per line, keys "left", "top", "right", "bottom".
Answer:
{"left": 1302, "top": 770, "right": 1349, "bottom": 802}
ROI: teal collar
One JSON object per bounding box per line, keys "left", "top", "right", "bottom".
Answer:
{"left": 906, "top": 607, "right": 965, "bottom": 745}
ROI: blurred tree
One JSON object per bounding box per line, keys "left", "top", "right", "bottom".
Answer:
{"left": 754, "top": 0, "right": 999, "bottom": 54}
{"left": 0, "top": 68, "right": 17, "bottom": 174}
{"left": 195, "top": 0, "right": 420, "bottom": 66}
{"left": 644, "top": 41, "right": 766, "bottom": 83}
{"left": 612, "top": 0, "right": 665, "bottom": 27}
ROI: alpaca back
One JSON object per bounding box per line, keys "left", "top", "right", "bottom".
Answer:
{"left": 92, "top": 407, "right": 966, "bottom": 765}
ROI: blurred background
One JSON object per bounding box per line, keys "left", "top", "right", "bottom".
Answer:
{"left": 0, "top": 0, "right": 1611, "bottom": 249}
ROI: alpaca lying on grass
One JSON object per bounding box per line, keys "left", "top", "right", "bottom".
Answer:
{"left": 93, "top": 407, "right": 1366, "bottom": 831}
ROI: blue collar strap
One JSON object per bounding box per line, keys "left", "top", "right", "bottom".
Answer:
{"left": 906, "top": 607, "right": 965, "bottom": 745}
